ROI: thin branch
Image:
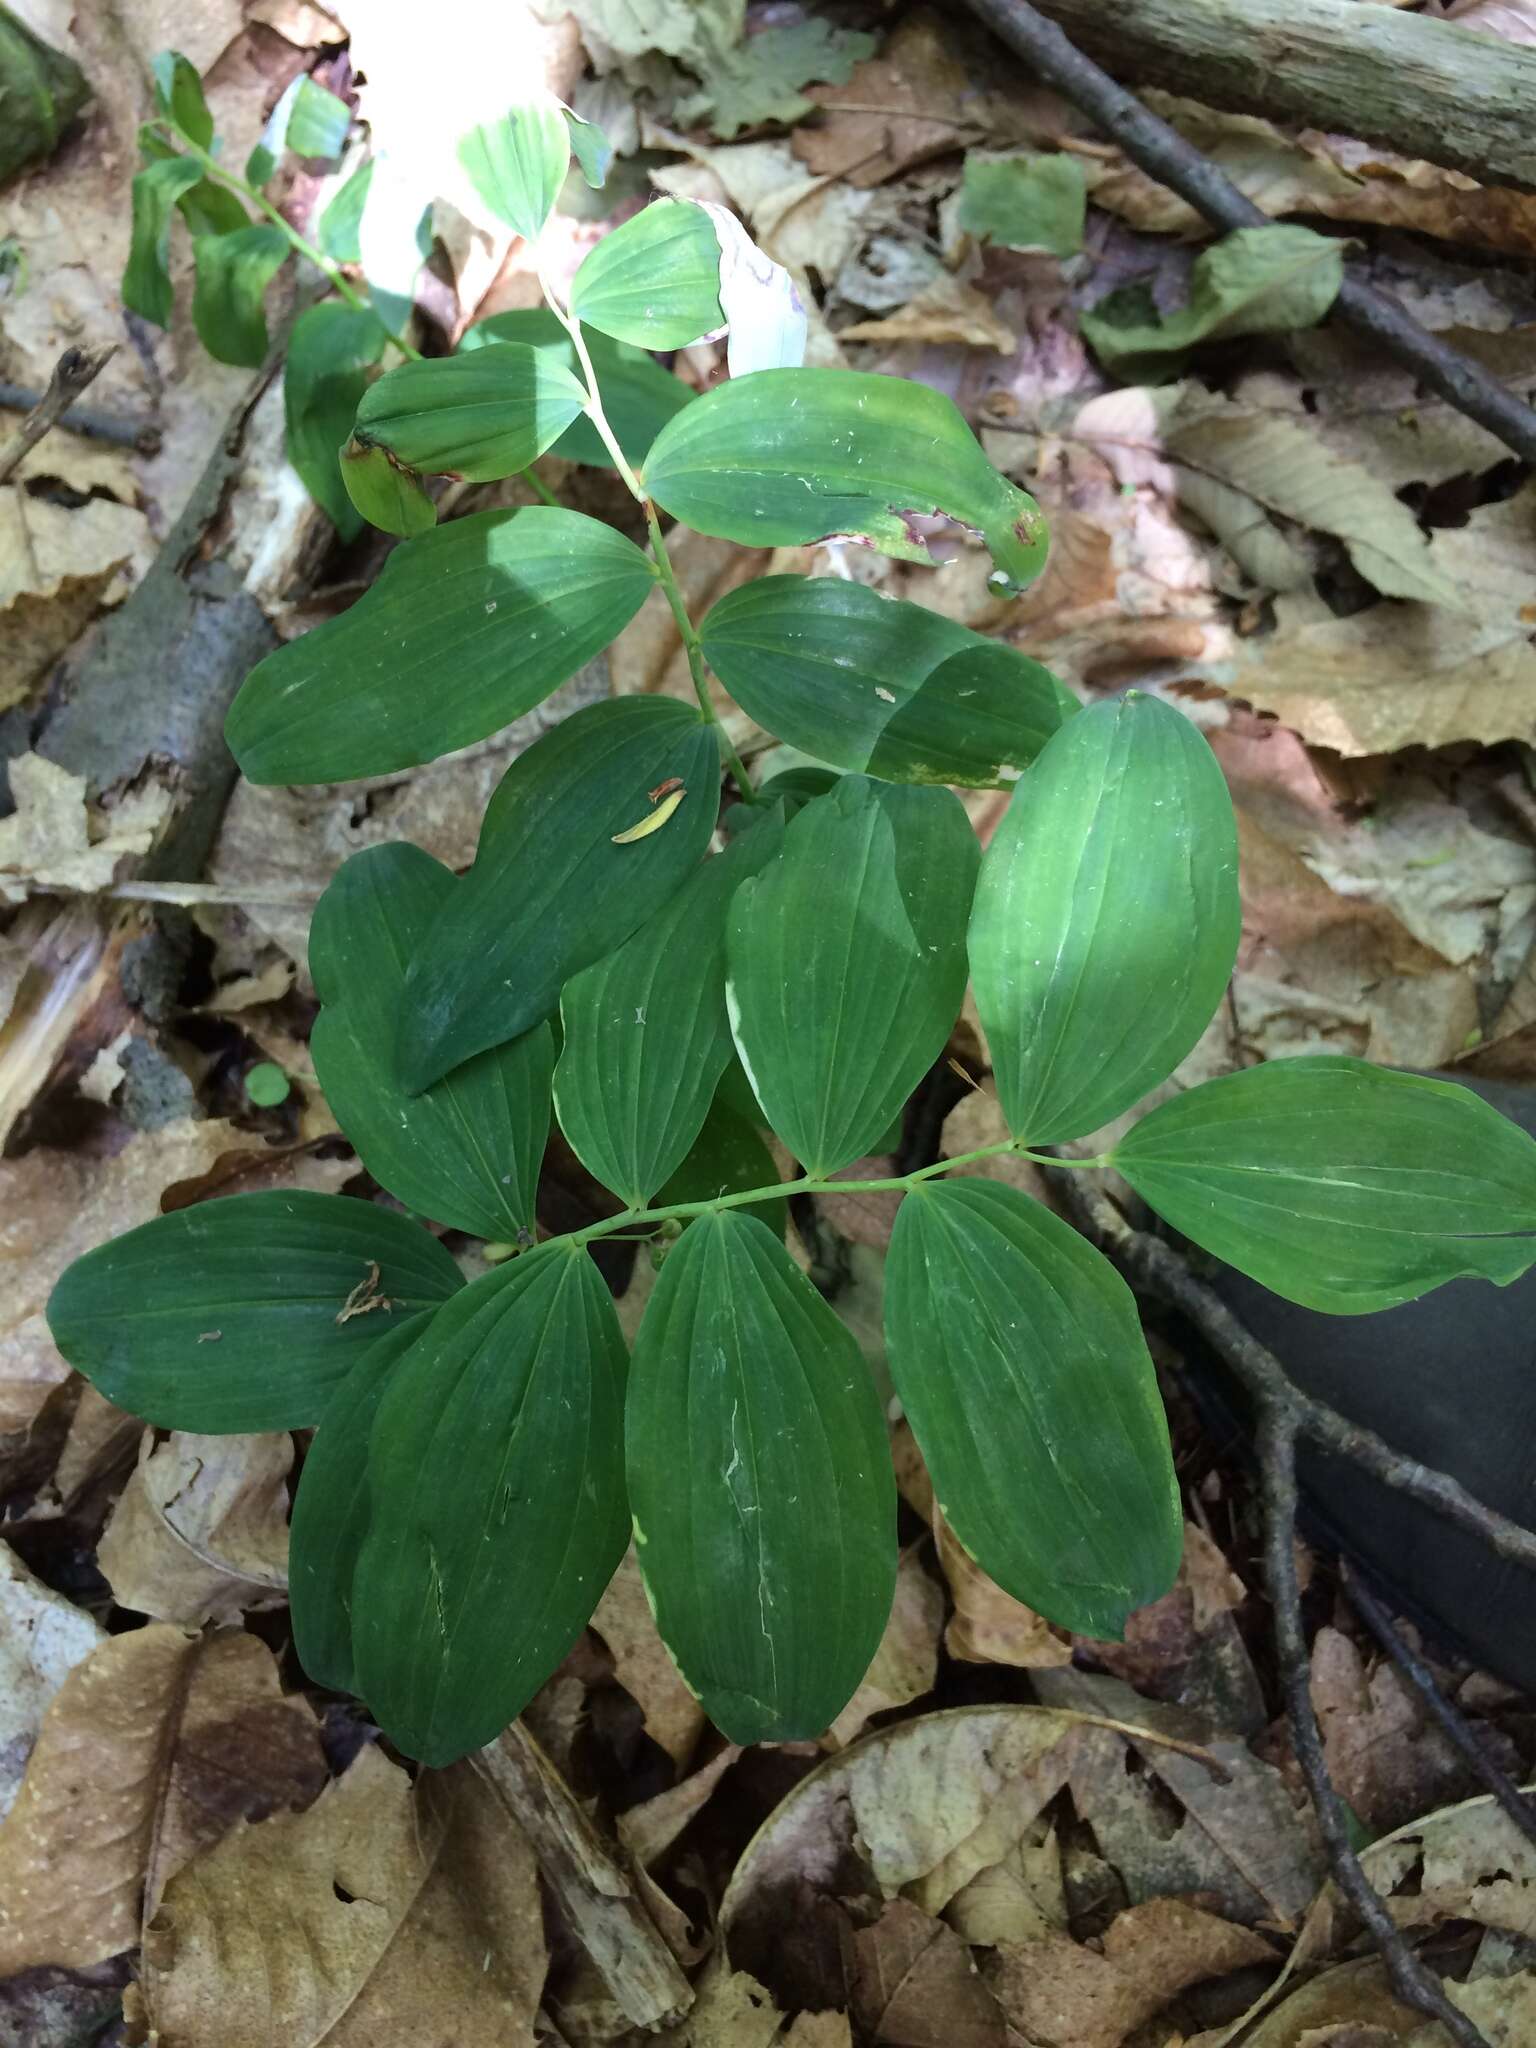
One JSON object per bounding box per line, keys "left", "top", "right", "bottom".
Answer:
{"left": 0, "top": 346, "right": 119, "bottom": 485}
{"left": 1342, "top": 1562, "right": 1536, "bottom": 1856}
{"left": 1259, "top": 1407, "right": 1490, "bottom": 2048}
{"left": 0, "top": 380, "right": 159, "bottom": 455}
{"left": 961, "top": 0, "right": 1536, "bottom": 466}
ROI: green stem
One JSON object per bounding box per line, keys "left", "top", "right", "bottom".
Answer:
{"left": 565, "top": 1141, "right": 1110, "bottom": 1249}
{"left": 643, "top": 501, "right": 757, "bottom": 802}
{"left": 535, "top": 258, "right": 646, "bottom": 495}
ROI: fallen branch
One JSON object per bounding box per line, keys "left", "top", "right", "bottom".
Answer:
{"left": 0, "top": 377, "right": 160, "bottom": 455}
{"left": 0, "top": 345, "right": 118, "bottom": 485}
{"left": 962, "top": 0, "right": 1536, "bottom": 467}
{"left": 1049, "top": 1165, "right": 1532, "bottom": 2048}
{"left": 996, "top": 0, "right": 1536, "bottom": 192}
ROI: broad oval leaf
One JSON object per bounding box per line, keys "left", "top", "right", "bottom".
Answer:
{"left": 283, "top": 299, "right": 389, "bottom": 537}
{"left": 886, "top": 1178, "right": 1181, "bottom": 1636}
{"left": 1114, "top": 1058, "right": 1536, "bottom": 1314}
{"left": 286, "top": 75, "right": 350, "bottom": 160}
{"left": 457, "top": 97, "right": 570, "bottom": 242}
{"left": 151, "top": 49, "right": 214, "bottom": 147}
{"left": 338, "top": 436, "right": 437, "bottom": 538}
{"left": 289, "top": 1311, "right": 431, "bottom": 1695}
{"left": 226, "top": 506, "right": 656, "bottom": 784}
{"left": 46, "top": 1192, "right": 463, "bottom": 1433}
{"left": 644, "top": 370, "right": 1050, "bottom": 595}
{"left": 462, "top": 308, "right": 693, "bottom": 468}
{"left": 627, "top": 1209, "right": 895, "bottom": 1742}
{"left": 190, "top": 223, "right": 289, "bottom": 367}
{"left": 567, "top": 198, "right": 725, "bottom": 349}
{"left": 699, "top": 575, "right": 1075, "bottom": 786}
{"left": 311, "top": 843, "right": 553, "bottom": 1239}
{"left": 726, "top": 777, "right": 979, "bottom": 1176}
{"left": 123, "top": 157, "right": 203, "bottom": 327}
{"left": 399, "top": 695, "right": 719, "bottom": 1091}
{"left": 969, "top": 692, "right": 1239, "bottom": 1144}
{"left": 555, "top": 807, "right": 786, "bottom": 1206}
{"left": 352, "top": 1246, "right": 629, "bottom": 1765}
{"left": 351, "top": 343, "right": 587, "bottom": 482}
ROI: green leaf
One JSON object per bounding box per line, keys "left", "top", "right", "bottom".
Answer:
{"left": 644, "top": 370, "right": 1050, "bottom": 596}
{"left": 123, "top": 156, "right": 203, "bottom": 327}
{"left": 175, "top": 176, "right": 250, "bottom": 238}
{"left": 151, "top": 50, "right": 213, "bottom": 147}
{"left": 1114, "top": 1058, "right": 1536, "bottom": 1314}
{"left": 567, "top": 199, "right": 725, "bottom": 350}
{"left": 353, "top": 1247, "right": 629, "bottom": 1765}
{"left": 317, "top": 157, "right": 372, "bottom": 262}
{"left": 337, "top": 437, "right": 437, "bottom": 538}
{"left": 626, "top": 1209, "right": 895, "bottom": 1742}
{"left": 654, "top": 1097, "right": 787, "bottom": 1238}
{"left": 462, "top": 308, "right": 694, "bottom": 469}
{"left": 969, "top": 692, "right": 1239, "bottom": 1144}
{"left": 457, "top": 97, "right": 570, "bottom": 241}
{"left": 226, "top": 506, "right": 656, "bottom": 783}
{"left": 699, "top": 575, "right": 1076, "bottom": 786}
{"left": 351, "top": 343, "right": 587, "bottom": 483}
{"left": 190, "top": 223, "right": 289, "bottom": 366}
{"left": 1081, "top": 225, "right": 1345, "bottom": 382}
{"left": 311, "top": 843, "right": 553, "bottom": 1241}
{"left": 958, "top": 152, "right": 1086, "bottom": 257}
{"left": 0, "top": 8, "right": 90, "bottom": 183}
{"left": 283, "top": 299, "right": 389, "bottom": 536}
{"left": 285, "top": 75, "right": 350, "bottom": 160}
{"left": 46, "top": 1192, "right": 463, "bottom": 1433}
{"left": 562, "top": 104, "right": 612, "bottom": 188}
{"left": 244, "top": 1061, "right": 289, "bottom": 1106}
{"left": 886, "top": 1178, "right": 1181, "bottom": 1636}
{"left": 726, "top": 777, "right": 979, "bottom": 1177}
{"left": 555, "top": 808, "right": 786, "bottom": 1206}
{"left": 399, "top": 696, "right": 719, "bottom": 1091}
{"left": 673, "top": 19, "right": 875, "bottom": 138}
{"left": 289, "top": 1311, "right": 431, "bottom": 1694}
{"left": 754, "top": 764, "right": 842, "bottom": 808}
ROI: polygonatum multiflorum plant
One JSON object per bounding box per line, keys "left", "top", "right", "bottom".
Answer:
{"left": 53, "top": 84, "right": 1536, "bottom": 1766}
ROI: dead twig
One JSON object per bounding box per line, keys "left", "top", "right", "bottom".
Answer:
{"left": 961, "top": 0, "right": 1536, "bottom": 467}
{"left": 0, "top": 379, "right": 160, "bottom": 455}
{"left": 0, "top": 346, "right": 120, "bottom": 485}
{"left": 1050, "top": 1165, "right": 1523, "bottom": 2048}
{"left": 1342, "top": 1562, "right": 1536, "bottom": 1856}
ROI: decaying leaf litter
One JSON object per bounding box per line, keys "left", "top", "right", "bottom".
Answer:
{"left": 4, "top": 0, "right": 1536, "bottom": 2042}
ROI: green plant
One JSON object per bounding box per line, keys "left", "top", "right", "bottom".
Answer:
{"left": 59, "top": 89, "right": 1536, "bottom": 1768}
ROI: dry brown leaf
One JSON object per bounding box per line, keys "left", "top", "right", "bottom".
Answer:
{"left": 0, "top": 1543, "right": 104, "bottom": 1818}
{"left": 829, "top": 1544, "right": 944, "bottom": 1747}
{"left": 1079, "top": 1524, "right": 1248, "bottom": 1694}
{"left": 944, "top": 1821, "right": 1066, "bottom": 1946}
{"left": 934, "top": 1509, "right": 1073, "bottom": 1670}
{"left": 0, "top": 1627, "right": 324, "bottom": 1971}
{"left": 592, "top": 1549, "right": 705, "bottom": 1770}
{"left": 655, "top": 1955, "right": 850, "bottom": 2048}
{"left": 97, "top": 1429, "right": 292, "bottom": 1627}
{"left": 0, "top": 752, "right": 171, "bottom": 902}
{"left": 852, "top": 1898, "right": 1007, "bottom": 2048}
{"left": 145, "top": 1745, "right": 548, "bottom": 2048}
{"left": 839, "top": 274, "right": 1018, "bottom": 354}
{"left": 794, "top": 16, "right": 992, "bottom": 187}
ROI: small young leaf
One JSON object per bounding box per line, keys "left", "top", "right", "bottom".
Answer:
{"left": 285, "top": 75, "right": 351, "bottom": 161}
{"left": 227, "top": 506, "right": 657, "bottom": 783}
{"left": 562, "top": 103, "right": 613, "bottom": 189}
{"left": 654, "top": 1098, "right": 788, "bottom": 1239}
{"left": 399, "top": 696, "right": 719, "bottom": 1090}
{"left": 726, "top": 777, "right": 979, "bottom": 1177}
{"left": 311, "top": 843, "right": 553, "bottom": 1241}
{"left": 969, "top": 693, "right": 1239, "bottom": 1144}
{"left": 462, "top": 308, "right": 693, "bottom": 468}
{"left": 317, "top": 157, "right": 373, "bottom": 262}
{"left": 959, "top": 153, "right": 1086, "bottom": 257}
{"left": 886, "top": 1179, "right": 1181, "bottom": 1636}
{"left": 457, "top": 97, "right": 571, "bottom": 241}
{"left": 1081, "top": 224, "right": 1345, "bottom": 382}
{"left": 351, "top": 343, "right": 587, "bottom": 482}
{"left": 1115, "top": 1059, "right": 1536, "bottom": 1314}
{"left": 150, "top": 50, "right": 213, "bottom": 147}
{"left": 282, "top": 299, "right": 389, "bottom": 536}
{"left": 556, "top": 807, "right": 786, "bottom": 1206}
{"left": 644, "top": 370, "right": 1050, "bottom": 596}
{"left": 338, "top": 436, "right": 437, "bottom": 538}
{"left": 244, "top": 1061, "right": 289, "bottom": 1107}
{"left": 568, "top": 198, "right": 725, "bottom": 349}
{"left": 626, "top": 1210, "right": 895, "bottom": 1742}
{"left": 190, "top": 223, "right": 289, "bottom": 366}
{"left": 699, "top": 575, "right": 1076, "bottom": 786}
{"left": 46, "top": 1192, "right": 463, "bottom": 1433}
{"left": 289, "top": 1311, "right": 431, "bottom": 1694}
{"left": 353, "top": 1247, "right": 629, "bottom": 1766}
{"left": 123, "top": 157, "right": 203, "bottom": 327}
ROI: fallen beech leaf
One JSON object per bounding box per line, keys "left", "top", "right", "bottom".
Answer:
{"left": 592, "top": 1549, "right": 706, "bottom": 1769}
{"left": 97, "top": 1429, "right": 292, "bottom": 1627}
{"left": 1311, "top": 1625, "right": 1490, "bottom": 1835}
{"left": 794, "top": 18, "right": 991, "bottom": 188}
{"left": 0, "top": 1543, "right": 104, "bottom": 1817}
{"left": 0, "top": 1628, "right": 325, "bottom": 1971}
{"left": 839, "top": 275, "right": 1017, "bottom": 355}
{"left": 943, "top": 1821, "right": 1066, "bottom": 1945}
{"left": 145, "top": 1745, "right": 547, "bottom": 2047}
{"left": 934, "top": 1509, "right": 1072, "bottom": 1670}
{"left": 829, "top": 1544, "right": 944, "bottom": 1747}
{"left": 852, "top": 1898, "right": 1007, "bottom": 2048}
